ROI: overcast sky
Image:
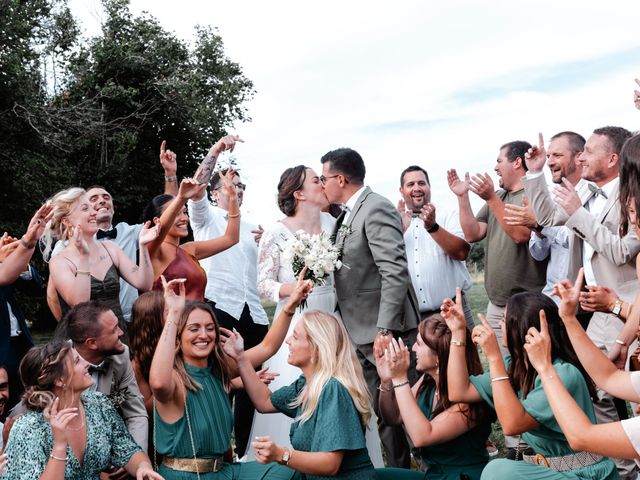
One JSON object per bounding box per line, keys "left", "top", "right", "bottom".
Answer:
{"left": 69, "top": 0, "right": 640, "bottom": 228}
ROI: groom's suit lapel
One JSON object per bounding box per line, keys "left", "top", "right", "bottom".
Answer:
{"left": 343, "top": 186, "right": 371, "bottom": 230}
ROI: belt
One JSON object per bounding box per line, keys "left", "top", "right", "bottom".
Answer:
{"left": 162, "top": 456, "right": 224, "bottom": 473}
{"left": 522, "top": 450, "right": 604, "bottom": 471}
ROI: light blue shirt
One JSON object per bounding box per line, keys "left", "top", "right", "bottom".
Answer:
{"left": 529, "top": 226, "right": 569, "bottom": 304}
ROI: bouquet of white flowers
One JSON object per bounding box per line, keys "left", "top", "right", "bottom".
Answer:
{"left": 282, "top": 230, "right": 342, "bottom": 308}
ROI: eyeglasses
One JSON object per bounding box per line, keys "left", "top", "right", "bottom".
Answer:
{"left": 216, "top": 182, "right": 246, "bottom": 191}
{"left": 320, "top": 174, "right": 343, "bottom": 185}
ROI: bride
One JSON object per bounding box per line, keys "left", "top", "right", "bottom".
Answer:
{"left": 250, "top": 165, "right": 384, "bottom": 467}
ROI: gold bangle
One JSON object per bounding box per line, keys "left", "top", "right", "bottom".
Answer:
{"left": 227, "top": 212, "right": 240, "bottom": 218}
{"left": 392, "top": 380, "right": 410, "bottom": 389}
{"left": 450, "top": 340, "right": 466, "bottom": 347}
{"left": 283, "top": 307, "right": 296, "bottom": 316}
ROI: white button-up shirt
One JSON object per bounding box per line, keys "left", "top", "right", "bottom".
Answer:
{"left": 342, "top": 186, "right": 367, "bottom": 224}
{"left": 187, "top": 197, "right": 268, "bottom": 325}
{"left": 404, "top": 207, "right": 472, "bottom": 312}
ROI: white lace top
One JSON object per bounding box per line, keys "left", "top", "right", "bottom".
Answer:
{"left": 257, "top": 213, "right": 336, "bottom": 302}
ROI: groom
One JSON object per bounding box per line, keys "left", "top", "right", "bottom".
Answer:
{"left": 321, "top": 147, "right": 419, "bottom": 468}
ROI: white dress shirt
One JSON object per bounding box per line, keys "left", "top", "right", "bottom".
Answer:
{"left": 404, "top": 207, "right": 472, "bottom": 312}
{"left": 188, "top": 197, "right": 268, "bottom": 325}
{"left": 583, "top": 178, "right": 619, "bottom": 286}
{"left": 342, "top": 186, "right": 367, "bottom": 224}
{"left": 8, "top": 267, "right": 33, "bottom": 336}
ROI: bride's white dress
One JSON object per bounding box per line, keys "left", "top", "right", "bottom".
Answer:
{"left": 247, "top": 213, "right": 383, "bottom": 467}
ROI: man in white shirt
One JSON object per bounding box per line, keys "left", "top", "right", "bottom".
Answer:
{"left": 397, "top": 165, "right": 474, "bottom": 329}
{"left": 188, "top": 169, "right": 268, "bottom": 459}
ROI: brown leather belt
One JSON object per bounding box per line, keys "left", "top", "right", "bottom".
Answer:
{"left": 162, "top": 456, "right": 224, "bottom": 473}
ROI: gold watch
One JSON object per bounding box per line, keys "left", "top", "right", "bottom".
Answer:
{"left": 612, "top": 299, "right": 623, "bottom": 316}
{"left": 281, "top": 449, "right": 292, "bottom": 465}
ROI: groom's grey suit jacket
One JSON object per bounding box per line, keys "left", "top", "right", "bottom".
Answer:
{"left": 333, "top": 187, "right": 420, "bottom": 350}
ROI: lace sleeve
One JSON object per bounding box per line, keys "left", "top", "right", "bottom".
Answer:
{"left": 257, "top": 228, "right": 283, "bottom": 302}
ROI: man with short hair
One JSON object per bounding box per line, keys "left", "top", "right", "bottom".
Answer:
{"left": 397, "top": 165, "right": 474, "bottom": 329}
{"left": 449, "top": 140, "right": 547, "bottom": 349}
{"left": 321, "top": 147, "right": 419, "bottom": 468}
{"left": 524, "top": 126, "right": 639, "bottom": 479}
{"left": 187, "top": 167, "right": 268, "bottom": 459}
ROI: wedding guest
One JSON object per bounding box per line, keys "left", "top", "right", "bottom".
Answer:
{"left": 0, "top": 341, "right": 161, "bottom": 479}
{"left": 188, "top": 164, "right": 269, "bottom": 459}
{"left": 444, "top": 291, "right": 617, "bottom": 479}
{"left": 43, "top": 188, "right": 156, "bottom": 333}
{"left": 0, "top": 366, "right": 8, "bottom": 442}
{"left": 375, "top": 311, "right": 493, "bottom": 480}
{"left": 0, "top": 203, "right": 53, "bottom": 285}
{"left": 524, "top": 268, "right": 640, "bottom": 461}
{"left": 148, "top": 271, "right": 311, "bottom": 479}
{"left": 223, "top": 310, "right": 376, "bottom": 479}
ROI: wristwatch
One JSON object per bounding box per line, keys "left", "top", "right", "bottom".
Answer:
{"left": 281, "top": 449, "right": 292, "bottom": 465}
{"left": 611, "top": 299, "right": 623, "bottom": 316}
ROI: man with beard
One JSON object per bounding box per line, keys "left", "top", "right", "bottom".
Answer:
{"left": 397, "top": 165, "right": 474, "bottom": 329}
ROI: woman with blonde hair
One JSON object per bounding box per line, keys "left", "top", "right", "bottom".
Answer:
{"left": 1, "top": 341, "right": 161, "bottom": 479}
{"left": 43, "top": 187, "right": 156, "bottom": 330}
{"left": 223, "top": 310, "right": 376, "bottom": 479}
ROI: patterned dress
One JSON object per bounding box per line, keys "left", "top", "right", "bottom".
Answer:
{"left": 270, "top": 375, "right": 375, "bottom": 480}
{"left": 1, "top": 391, "right": 141, "bottom": 479}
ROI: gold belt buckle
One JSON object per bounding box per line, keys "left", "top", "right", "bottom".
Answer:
{"left": 534, "top": 453, "right": 550, "bottom": 468}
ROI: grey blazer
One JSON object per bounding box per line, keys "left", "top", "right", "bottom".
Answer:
{"left": 524, "top": 174, "right": 640, "bottom": 302}
{"left": 95, "top": 346, "right": 149, "bottom": 452}
{"left": 333, "top": 187, "right": 420, "bottom": 347}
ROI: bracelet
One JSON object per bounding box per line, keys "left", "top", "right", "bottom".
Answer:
{"left": 450, "top": 339, "right": 466, "bottom": 347}
{"left": 615, "top": 339, "right": 627, "bottom": 346}
{"left": 427, "top": 223, "right": 440, "bottom": 234}
{"left": 75, "top": 270, "right": 90, "bottom": 277}
{"left": 20, "top": 237, "right": 36, "bottom": 249}
{"left": 490, "top": 376, "right": 510, "bottom": 383}
{"left": 392, "top": 380, "right": 410, "bottom": 389}
{"left": 164, "top": 175, "right": 178, "bottom": 182}
{"left": 49, "top": 453, "right": 68, "bottom": 462}
{"left": 377, "top": 383, "right": 393, "bottom": 393}
{"left": 282, "top": 307, "right": 296, "bottom": 316}
{"left": 227, "top": 212, "right": 240, "bottom": 218}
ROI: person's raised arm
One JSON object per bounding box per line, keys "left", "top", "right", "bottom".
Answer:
{"left": 111, "top": 221, "right": 158, "bottom": 291}
{"left": 469, "top": 173, "right": 531, "bottom": 244}
{"left": 160, "top": 140, "right": 179, "bottom": 197}
{"left": 447, "top": 169, "right": 487, "bottom": 242}
{"left": 419, "top": 203, "right": 470, "bottom": 261}
{"left": 0, "top": 204, "right": 53, "bottom": 286}
{"left": 442, "top": 289, "right": 482, "bottom": 403}
{"left": 472, "top": 314, "right": 539, "bottom": 435}
{"left": 554, "top": 268, "right": 639, "bottom": 401}
{"left": 186, "top": 169, "right": 240, "bottom": 260}
{"left": 525, "top": 310, "right": 639, "bottom": 459}
{"left": 149, "top": 277, "right": 185, "bottom": 404}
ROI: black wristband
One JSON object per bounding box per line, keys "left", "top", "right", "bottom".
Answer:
{"left": 427, "top": 223, "right": 440, "bottom": 233}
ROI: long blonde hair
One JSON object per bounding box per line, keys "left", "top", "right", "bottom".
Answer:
{"left": 290, "top": 310, "right": 372, "bottom": 427}
{"left": 40, "top": 187, "right": 86, "bottom": 260}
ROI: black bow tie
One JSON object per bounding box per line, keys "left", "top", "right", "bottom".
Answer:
{"left": 88, "top": 362, "right": 107, "bottom": 375}
{"left": 97, "top": 228, "right": 117, "bottom": 240}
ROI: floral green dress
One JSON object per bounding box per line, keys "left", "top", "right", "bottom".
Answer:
{"left": 470, "top": 358, "right": 619, "bottom": 480}
{"left": 1, "top": 391, "right": 141, "bottom": 479}
{"left": 270, "top": 375, "right": 375, "bottom": 480}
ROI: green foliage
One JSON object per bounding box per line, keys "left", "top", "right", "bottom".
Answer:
{"left": 467, "top": 238, "right": 486, "bottom": 273}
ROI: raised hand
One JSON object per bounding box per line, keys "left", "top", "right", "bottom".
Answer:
{"left": 469, "top": 173, "right": 496, "bottom": 201}
{"left": 221, "top": 328, "right": 245, "bottom": 359}
{"left": 24, "top": 203, "right": 54, "bottom": 244}
{"left": 396, "top": 199, "right": 412, "bottom": 233}
{"left": 634, "top": 78, "right": 640, "bottom": 111}
{"left": 374, "top": 334, "right": 393, "bottom": 382}
{"left": 552, "top": 268, "right": 583, "bottom": 321}
{"left": 553, "top": 178, "right": 582, "bottom": 216}
{"left": 440, "top": 288, "right": 467, "bottom": 333}
{"left": 218, "top": 168, "right": 238, "bottom": 195}
{"left": 286, "top": 266, "right": 313, "bottom": 309}
{"left": 49, "top": 397, "right": 79, "bottom": 447}
{"left": 251, "top": 436, "right": 283, "bottom": 464}
{"left": 177, "top": 178, "right": 207, "bottom": 201}
{"left": 524, "top": 132, "right": 547, "bottom": 173}
{"left": 71, "top": 225, "right": 90, "bottom": 257}
{"left": 251, "top": 224, "right": 264, "bottom": 245}
{"left": 159, "top": 140, "right": 177, "bottom": 175}
{"left": 138, "top": 221, "right": 160, "bottom": 246}
{"left": 504, "top": 196, "right": 537, "bottom": 228}
{"left": 161, "top": 276, "right": 186, "bottom": 315}
{"left": 208, "top": 134, "right": 244, "bottom": 157}
{"left": 523, "top": 309, "right": 553, "bottom": 373}
{"left": 472, "top": 315, "right": 501, "bottom": 361}
{"left": 385, "top": 337, "right": 410, "bottom": 381}
{"left": 419, "top": 203, "right": 436, "bottom": 230}
{"left": 0, "top": 233, "right": 20, "bottom": 261}
{"left": 447, "top": 169, "right": 470, "bottom": 197}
